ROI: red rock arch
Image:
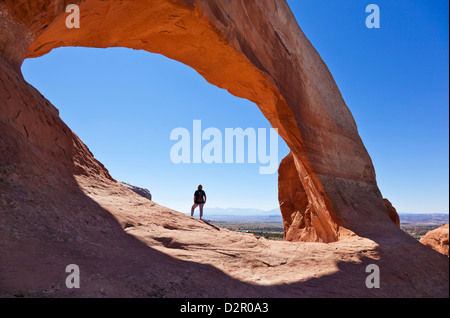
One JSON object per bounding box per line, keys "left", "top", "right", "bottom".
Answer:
{"left": 1, "top": 0, "right": 399, "bottom": 242}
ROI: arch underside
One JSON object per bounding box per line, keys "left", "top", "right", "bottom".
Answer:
{"left": 2, "top": 0, "right": 400, "bottom": 242}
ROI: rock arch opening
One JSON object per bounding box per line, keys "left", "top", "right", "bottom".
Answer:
{"left": 2, "top": 0, "right": 401, "bottom": 243}
{"left": 21, "top": 46, "right": 289, "bottom": 217}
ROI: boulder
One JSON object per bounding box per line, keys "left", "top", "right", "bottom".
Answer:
{"left": 120, "top": 181, "right": 152, "bottom": 201}
{"left": 420, "top": 224, "right": 449, "bottom": 256}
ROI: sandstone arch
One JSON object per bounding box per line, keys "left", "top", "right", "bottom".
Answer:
{"left": 1, "top": 0, "right": 400, "bottom": 242}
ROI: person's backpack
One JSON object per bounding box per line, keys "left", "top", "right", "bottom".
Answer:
{"left": 195, "top": 190, "right": 204, "bottom": 203}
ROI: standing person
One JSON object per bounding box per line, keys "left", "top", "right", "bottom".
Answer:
{"left": 191, "top": 185, "right": 206, "bottom": 220}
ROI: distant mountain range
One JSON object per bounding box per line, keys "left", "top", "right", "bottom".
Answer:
{"left": 398, "top": 213, "right": 449, "bottom": 225}
{"left": 189, "top": 207, "right": 449, "bottom": 224}
{"left": 118, "top": 180, "right": 449, "bottom": 225}
{"left": 192, "top": 207, "right": 283, "bottom": 223}
{"left": 204, "top": 207, "right": 280, "bottom": 216}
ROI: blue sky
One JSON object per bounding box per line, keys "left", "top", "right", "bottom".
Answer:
{"left": 21, "top": 0, "right": 448, "bottom": 214}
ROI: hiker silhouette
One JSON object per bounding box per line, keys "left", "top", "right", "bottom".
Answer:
{"left": 191, "top": 185, "right": 206, "bottom": 220}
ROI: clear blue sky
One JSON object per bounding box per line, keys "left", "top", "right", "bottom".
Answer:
{"left": 21, "top": 0, "right": 448, "bottom": 214}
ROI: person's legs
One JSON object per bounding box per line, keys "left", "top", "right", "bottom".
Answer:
{"left": 199, "top": 203, "right": 204, "bottom": 220}
{"left": 191, "top": 203, "right": 198, "bottom": 217}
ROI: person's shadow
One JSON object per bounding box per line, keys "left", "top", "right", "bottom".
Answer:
{"left": 200, "top": 219, "right": 221, "bottom": 231}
